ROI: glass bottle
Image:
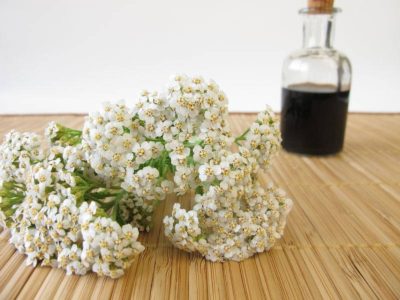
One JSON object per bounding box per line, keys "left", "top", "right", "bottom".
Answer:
{"left": 280, "top": 4, "right": 352, "bottom": 155}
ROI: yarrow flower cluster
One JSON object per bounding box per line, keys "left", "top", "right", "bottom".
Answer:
{"left": 0, "top": 132, "right": 144, "bottom": 278}
{"left": 0, "top": 74, "right": 293, "bottom": 278}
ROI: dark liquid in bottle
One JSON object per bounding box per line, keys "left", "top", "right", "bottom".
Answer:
{"left": 281, "top": 83, "right": 350, "bottom": 155}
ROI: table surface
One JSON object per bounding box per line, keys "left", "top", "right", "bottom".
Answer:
{"left": 0, "top": 114, "right": 399, "bottom": 299}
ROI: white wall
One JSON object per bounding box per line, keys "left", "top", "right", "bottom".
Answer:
{"left": 0, "top": 0, "right": 399, "bottom": 114}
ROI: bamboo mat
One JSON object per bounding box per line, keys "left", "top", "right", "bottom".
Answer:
{"left": 0, "top": 114, "right": 399, "bottom": 299}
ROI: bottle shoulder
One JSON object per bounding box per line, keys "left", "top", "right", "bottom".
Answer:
{"left": 285, "top": 48, "right": 350, "bottom": 61}
{"left": 283, "top": 48, "right": 351, "bottom": 70}
{"left": 282, "top": 47, "right": 352, "bottom": 90}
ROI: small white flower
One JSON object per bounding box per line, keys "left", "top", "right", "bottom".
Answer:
{"left": 193, "top": 145, "right": 212, "bottom": 163}
{"left": 35, "top": 167, "right": 52, "bottom": 186}
{"left": 132, "top": 142, "right": 152, "bottom": 164}
{"left": 198, "top": 162, "right": 221, "bottom": 182}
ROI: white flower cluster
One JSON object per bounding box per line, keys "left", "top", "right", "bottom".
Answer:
{"left": 0, "top": 74, "right": 293, "bottom": 278}
{"left": 0, "top": 130, "right": 43, "bottom": 187}
{"left": 0, "top": 137, "right": 145, "bottom": 278}
{"left": 163, "top": 106, "right": 293, "bottom": 261}
{"left": 11, "top": 182, "right": 144, "bottom": 278}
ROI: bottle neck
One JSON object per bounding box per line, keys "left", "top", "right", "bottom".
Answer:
{"left": 301, "top": 12, "right": 337, "bottom": 49}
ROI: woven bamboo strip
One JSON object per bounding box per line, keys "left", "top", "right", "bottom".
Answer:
{"left": 0, "top": 114, "right": 398, "bottom": 299}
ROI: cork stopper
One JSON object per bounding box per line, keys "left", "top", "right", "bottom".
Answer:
{"left": 307, "top": 0, "right": 334, "bottom": 13}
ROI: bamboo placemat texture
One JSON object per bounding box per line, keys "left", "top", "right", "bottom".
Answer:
{"left": 0, "top": 114, "right": 399, "bottom": 299}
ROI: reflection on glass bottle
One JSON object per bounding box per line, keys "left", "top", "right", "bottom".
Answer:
{"left": 281, "top": 1, "right": 352, "bottom": 155}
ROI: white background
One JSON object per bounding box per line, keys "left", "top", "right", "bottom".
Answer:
{"left": 0, "top": 0, "right": 399, "bottom": 114}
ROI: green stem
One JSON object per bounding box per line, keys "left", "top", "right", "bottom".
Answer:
{"left": 183, "top": 140, "right": 204, "bottom": 148}
{"left": 0, "top": 181, "right": 26, "bottom": 226}
{"left": 145, "top": 137, "right": 166, "bottom": 144}
{"left": 234, "top": 128, "right": 250, "bottom": 145}
{"left": 51, "top": 124, "right": 82, "bottom": 146}
{"left": 110, "top": 191, "right": 126, "bottom": 225}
